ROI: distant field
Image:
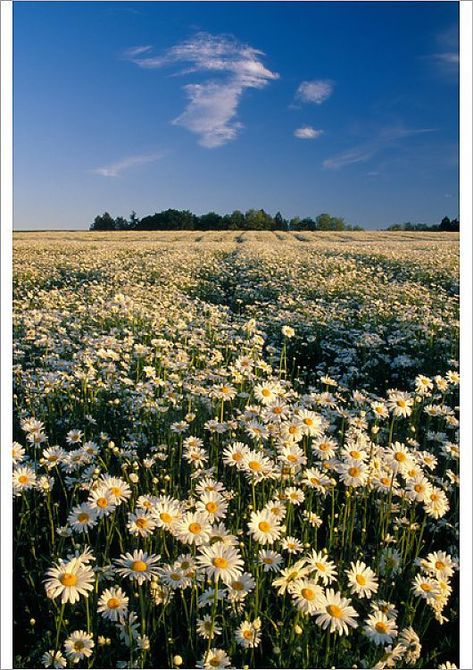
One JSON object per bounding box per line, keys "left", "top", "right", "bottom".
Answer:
{"left": 13, "top": 231, "right": 459, "bottom": 669}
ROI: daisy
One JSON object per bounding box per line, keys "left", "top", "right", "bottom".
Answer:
{"left": 208, "top": 523, "right": 239, "bottom": 547}
{"left": 398, "top": 627, "right": 421, "bottom": 663}
{"left": 405, "top": 475, "right": 433, "bottom": 503}
{"left": 41, "top": 650, "right": 67, "bottom": 669}
{"left": 42, "top": 446, "right": 66, "bottom": 468}
{"left": 196, "top": 614, "right": 222, "bottom": 640}
{"left": 222, "top": 442, "right": 249, "bottom": 469}
{"left": 248, "top": 510, "right": 282, "bottom": 545}
{"left": 196, "top": 491, "right": 228, "bottom": 522}
{"left": 197, "top": 648, "right": 232, "bottom": 669}
{"left": 371, "top": 401, "right": 389, "bottom": 420}
{"left": 127, "top": 510, "right": 157, "bottom": 537}
{"left": 197, "top": 544, "right": 244, "bottom": 584}
{"left": 235, "top": 619, "right": 262, "bottom": 648}
{"left": 364, "top": 612, "right": 398, "bottom": 645}
{"left": 411, "top": 574, "right": 441, "bottom": 601}
{"left": 263, "top": 400, "right": 290, "bottom": 423}
{"left": 290, "top": 579, "right": 324, "bottom": 614}
{"left": 280, "top": 420, "right": 304, "bottom": 443}
{"left": 302, "top": 467, "right": 334, "bottom": 493}
{"left": 272, "top": 560, "right": 311, "bottom": 595}
{"left": 387, "top": 391, "right": 414, "bottom": 418}
{"left": 315, "top": 588, "right": 359, "bottom": 636}
{"left": 242, "top": 451, "right": 274, "bottom": 481}
{"left": 175, "top": 511, "right": 212, "bottom": 546}
{"left": 338, "top": 462, "right": 369, "bottom": 488}
{"left": 254, "top": 382, "right": 280, "bottom": 405}
{"left": 68, "top": 503, "right": 98, "bottom": 533}
{"left": 88, "top": 488, "right": 116, "bottom": 518}
{"left": 278, "top": 444, "right": 307, "bottom": 469}
{"left": 159, "top": 564, "right": 192, "bottom": 590}
{"left": 114, "top": 550, "right": 161, "bottom": 585}
{"left": 154, "top": 496, "right": 182, "bottom": 531}
{"left": 424, "top": 487, "right": 450, "bottom": 519}
{"left": 64, "top": 630, "right": 94, "bottom": 663}
{"left": 12, "top": 465, "right": 37, "bottom": 495}
{"left": 258, "top": 549, "right": 283, "bottom": 572}
{"left": 281, "top": 536, "right": 304, "bottom": 554}
{"left": 195, "top": 477, "right": 226, "bottom": 496}
{"left": 100, "top": 475, "right": 132, "bottom": 503}
{"left": 264, "top": 499, "right": 287, "bottom": 520}
{"left": 346, "top": 561, "right": 379, "bottom": 598}
{"left": 284, "top": 487, "right": 305, "bottom": 506}
{"left": 421, "top": 551, "right": 457, "bottom": 580}
{"left": 297, "top": 409, "right": 323, "bottom": 436}
{"left": 97, "top": 586, "right": 129, "bottom": 621}
{"left": 12, "top": 442, "right": 26, "bottom": 465}
{"left": 312, "top": 437, "right": 338, "bottom": 460}
{"left": 44, "top": 557, "right": 94, "bottom": 604}
{"left": 226, "top": 572, "right": 256, "bottom": 600}
{"left": 385, "top": 442, "right": 413, "bottom": 475}
{"left": 307, "top": 550, "right": 338, "bottom": 585}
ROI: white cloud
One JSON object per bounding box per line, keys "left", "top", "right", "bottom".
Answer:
{"left": 124, "top": 33, "right": 279, "bottom": 147}
{"left": 92, "top": 152, "right": 164, "bottom": 177}
{"left": 123, "top": 45, "right": 153, "bottom": 58}
{"left": 323, "top": 126, "right": 437, "bottom": 170}
{"left": 296, "top": 80, "right": 334, "bottom": 105}
{"left": 294, "top": 126, "right": 324, "bottom": 140}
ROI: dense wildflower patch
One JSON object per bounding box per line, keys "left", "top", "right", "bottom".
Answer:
{"left": 13, "top": 231, "right": 459, "bottom": 669}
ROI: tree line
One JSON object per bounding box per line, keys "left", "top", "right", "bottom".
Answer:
{"left": 90, "top": 209, "right": 363, "bottom": 232}
{"left": 385, "top": 217, "right": 459, "bottom": 232}
{"left": 90, "top": 210, "right": 459, "bottom": 232}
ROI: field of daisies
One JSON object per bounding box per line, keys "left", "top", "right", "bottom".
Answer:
{"left": 13, "top": 230, "right": 460, "bottom": 670}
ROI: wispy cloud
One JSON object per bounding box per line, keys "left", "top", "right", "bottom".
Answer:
{"left": 92, "top": 152, "right": 165, "bottom": 177}
{"left": 295, "top": 80, "right": 334, "bottom": 105}
{"left": 294, "top": 126, "right": 324, "bottom": 140}
{"left": 423, "top": 26, "right": 459, "bottom": 80}
{"left": 323, "top": 126, "right": 437, "bottom": 170}
{"left": 123, "top": 45, "right": 153, "bottom": 58}
{"left": 124, "top": 33, "right": 279, "bottom": 148}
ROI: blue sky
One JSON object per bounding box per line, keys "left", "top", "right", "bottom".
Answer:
{"left": 14, "top": 1, "right": 459, "bottom": 230}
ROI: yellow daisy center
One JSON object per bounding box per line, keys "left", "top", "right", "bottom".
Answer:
{"left": 356, "top": 574, "right": 367, "bottom": 586}
{"left": 96, "top": 497, "right": 108, "bottom": 508}
{"left": 348, "top": 466, "right": 360, "bottom": 477}
{"left": 78, "top": 512, "right": 90, "bottom": 523}
{"left": 107, "top": 597, "right": 120, "bottom": 609}
{"left": 160, "top": 512, "right": 172, "bottom": 523}
{"left": 301, "top": 587, "right": 316, "bottom": 601}
{"left": 206, "top": 502, "right": 218, "bottom": 513}
{"left": 131, "top": 560, "right": 148, "bottom": 572}
{"left": 375, "top": 622, "right": 388, "bottom": 634}
{"left": 212, "top": 557, "right": 229, "bottom": 569}
{"left": 189, "top": 522, "right": 202, "bottom": 534}
{"left": 18, "top": 475, "right": 29, "bottom": 485}
{"left": 326, "top": 604, "right": 343, "bottom": 618}
{"left": 248, "top": 460, "right": 262, "bottom": 472}
{"left": 258, "top": 521, "right": 271, "bottom": 533}
{"left": 135, "top": 518, "right": 148, "bottom": 529}
{"left": 60, "top": 572, "right": 77, "bottom": 587}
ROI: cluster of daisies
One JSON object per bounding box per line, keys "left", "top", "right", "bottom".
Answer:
{"left": 12, "top": 233, "right": 459, "bottom": 669}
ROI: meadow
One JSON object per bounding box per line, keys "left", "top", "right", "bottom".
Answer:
{"left": 12, "top": 231, "right": 460, "bottom": 669}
